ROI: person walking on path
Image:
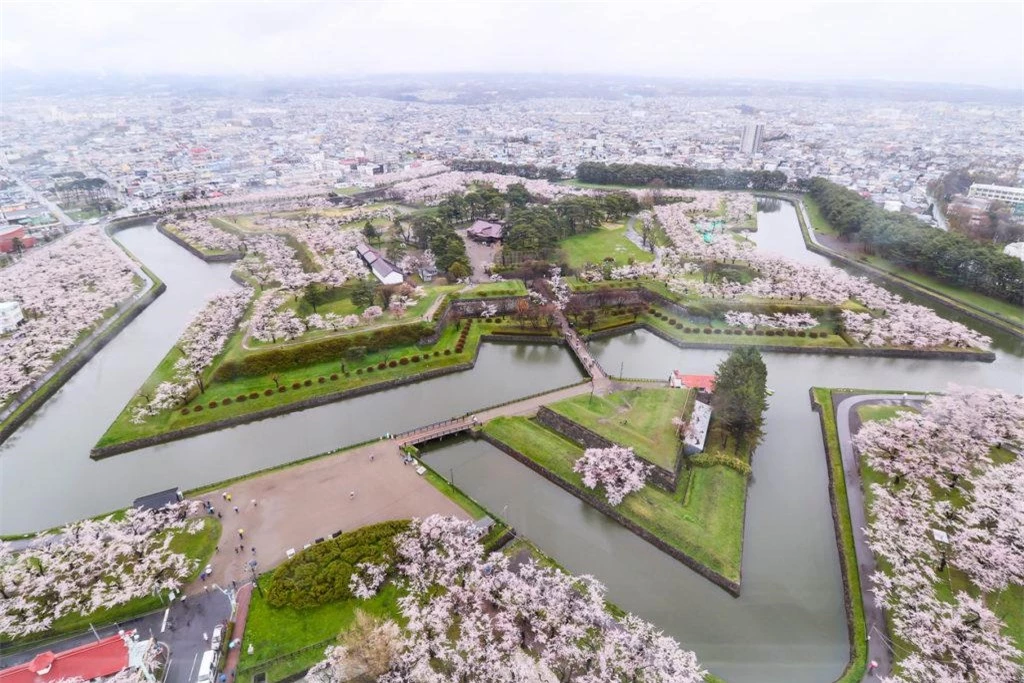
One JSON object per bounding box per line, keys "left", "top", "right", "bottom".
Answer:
{"left": 233, "top": 505, "right": 239, "bottom": 514}
{"left": 221, "top": 492, "right": 227, "bottom": 501}
{"left": 251, "top": 499, "right": 257, "bottom": 508}
{"left": 349, "top": 490, "right": 356, "bottom": 500}
{"left": 238, "top": 528, "right": 245, "bottom": 539}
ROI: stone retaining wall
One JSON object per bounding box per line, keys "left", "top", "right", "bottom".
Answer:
{"left": 585, "top": 322, "right": 996, "bottom": 362}
{"left": 419, "top": 296, "right": 529, "bottom": 345}
{"left": 479, "top": 432, "right": 741, "bottom": 597}
{"left": 534, "top": 406, "right": 678, "bottom": 492}
{"left": 156, "top": 221, "right": 243, "bottom": 263}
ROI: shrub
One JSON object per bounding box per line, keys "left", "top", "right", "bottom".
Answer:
{"left": 193, "top": 405, "right": 203, "bottom": 412}
{"left": 389, "top": 360, "right": 398, "bottom": 368}
{"left": 444, "top": 349, "right": 452, "bottom": 355}
{"left": 278, "top": 386, "right": 287, "bottom": 393}
{"left": 690, "top": 453, "right": 752, "bottom": 476}
{"left": 249, "top": 392, "right": 259, "bottom": 399}
{"left": 366, "top": 366, "right": 374, "bottom": 373}
{"left": 356, "top": 368, "right": 363, "bottom": 374}
{"left": 399, "top": 357, "right": 409, "bottom": 365}
{"left": 265, "top": 389, "right": 274, "bottom": 396}
{"left": 209, "top": 401, "right": 218, "bottom": 409}
{"left": 318, "top": 377, "right": 326, "bottom": 383}
{"left": 223, "top": 397, "right": 233, "bottom": 405}
{"left": 267, "top": 520, "right": 409, "bottom": 608}
{"left": 304, "top": 379, "right": 313, "bottom": 386}
{"left": 181, "top": 407, "right": 191, "bottom": 415}
{"left": 798, "top": 331, "right": 807, "bottom": 337}
{"left": 411, "top": 355, "right": 420, "bottom": 362}
{"left": 236, "top": 395, "right": 247, "bottom": 403}
{"left": 787, "top": 330, "right": 796, "bottom": 337}
{"left": 713, "top": 328, "right": 722, "bottom": 334}
{"left": 808, "top": 331, "right": 818, "bottom": 339}
{"left": 703, "top": 327, "right": 712, "bottom": 334}
{"left": 377, "top": 362, "right": 387, "bottom": 370}
{"left": 668, "top": 319, "right": 676, "bottom": 325}
{"left": 433, "top": 351, "right": 440, "bottom": 357}
{"left": 330, "top": 373, "right": 338, "bottom": 380}
{"left": 292, "top": 382, "right": 302, "bottom": 389}
{"left": 765, "top": 330, "right": 776, "bottom": 337}
{"left": 745, "top": 329, "right": 754, "bottom": 336}
{"left": 214, "top": 322, "right": 435, "bottom": 380}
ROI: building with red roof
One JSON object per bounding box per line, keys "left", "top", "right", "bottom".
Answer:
{"left": 0, "top": 631, "right": 143, "bottom": 683}
{"left": 668, "top": 371, "right": 715, "bottom": 393}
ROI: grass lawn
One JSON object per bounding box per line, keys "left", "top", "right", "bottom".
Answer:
{"left": 3, "top": 517, "right": 220, "bottom": 649}
{"left": 98, "top": 319, "right": 512, "bottom": 449}
{"left": 483, "top": 416, "right": 746, "bottom": 583}
{"left": 855, "top": 405, "right": 1023, "bottom": 671}
{"left": 559, "top": 222, "right": 654, "bottom": 269}
{"left": 638, "top": 307, "right": 849, "bottom": 349}
{"left": 547, "top": 387, "right": 691, "bottom": 470}
{"left": 457, "top": 280, "right": 528, "bottom": 298}
{"left": 238, "top": 582, "right": 399, "bottom": 683}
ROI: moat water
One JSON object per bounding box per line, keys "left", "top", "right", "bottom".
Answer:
{"left": 2, "top": 201, "right": 1021, "bottom": 682}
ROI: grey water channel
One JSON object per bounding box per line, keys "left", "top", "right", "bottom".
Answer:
{"left": 422, "top": 198, "right": 1024, "bottom": 683}
{"left": 3, "top": 203, "right": 1021, "bottom": 682}
{"left": 0, "top": 225, "right": 584, "bottom": 534}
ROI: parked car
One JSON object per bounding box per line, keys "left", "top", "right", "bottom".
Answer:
{"left": 211, "top": 624, "right": 225, "bottom": 650}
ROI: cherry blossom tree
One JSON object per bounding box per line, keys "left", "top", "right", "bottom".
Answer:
{"left": 320, "top": 515, "right": 706, "bottom": 683}
{"left": 572, "top": 446, "right": 651, "bottom": 506}
{"left": 0, "top": 502, "right": 202, "bottom": 638}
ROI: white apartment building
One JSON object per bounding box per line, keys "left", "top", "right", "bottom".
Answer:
{"left": 0, "top": 301, "right": 23, "bottom": 334}
{"left": 967, "top": 183, "right": 1024, "bottom": 206}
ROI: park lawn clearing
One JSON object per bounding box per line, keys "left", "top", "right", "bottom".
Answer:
{"left": 483, "top": 416, "right": 745, "bottom": 584}
{"left": 547, "top": 387, "right": 690, "bottom": 471}
{"left": 559, "top": 222, "right": 653, "bottom": 269}
{"left": 457, "top": 280, "right": 528, "bottom": 298}
{"left": 855, "top": 405, "right": 1024, "bottom": 670}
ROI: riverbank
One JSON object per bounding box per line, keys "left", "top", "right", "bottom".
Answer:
{"left": 0, "top": 219, "right": 166, "bottom": 445}
{"left": 788, "top": 194, "right": 1024, "bottom": 340}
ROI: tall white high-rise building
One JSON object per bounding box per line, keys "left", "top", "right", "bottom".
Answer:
{"left": 740, "top": 123, "right": 765, "bottom": 155}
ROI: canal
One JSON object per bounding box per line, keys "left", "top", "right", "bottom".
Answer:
{"left": 2, "top": 202, "right": 1021, "bottom": 682}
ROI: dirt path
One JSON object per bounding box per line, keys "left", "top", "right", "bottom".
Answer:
{"left": 191, "top": 440, "right": 467, "bottom": 592}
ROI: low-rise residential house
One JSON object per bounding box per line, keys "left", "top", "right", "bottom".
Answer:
{"left": 357, "top": 243, "right": 405, "bottom": 285}
{"left": 466, "top": 220, "right": 504, "bottom": 244}
{"left": 0, "top": 301, "right": 24, "bottom": 334}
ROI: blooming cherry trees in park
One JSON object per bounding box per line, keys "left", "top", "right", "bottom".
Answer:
{"left": 167, "top": 216, "right": 242, "bottom": 252}
{"left": 652, "top": 201, "right": 991, "bottom": 350}
{"left": 0, "top": 502, "right": 203, "bottom": 638}
{"left": 0, "top": 228, "right": 140, "bottom": 403}
{"left": 315, "top": 515, "right": 705, "bottom": 683}
{"left": 855, "top": 385, "right": 1024, "bottom": 681}
{"left": 132, "top": 288, "right": 252, "bottom": 421}
{"left": 573, "top": 445, "right": 651, "bottom": 506}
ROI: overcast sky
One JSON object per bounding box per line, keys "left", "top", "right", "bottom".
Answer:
{"left": 2, "top": 1, "right": 1021, "bottom": 89}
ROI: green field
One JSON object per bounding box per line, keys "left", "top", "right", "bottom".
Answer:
{"left": 547, "top": 387, "right": 691, "bottom": 470}
{"left": 483, "top": 416, "right": 746, "bottom": 583}
{"left": 457, "top": 280, "right": 528, "bottom": 298}
{"left": 559, "top": 222, "right": 654, "bottom": 269}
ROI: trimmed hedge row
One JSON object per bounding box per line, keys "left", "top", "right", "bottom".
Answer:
{"left": 214, "top": 322, "right": 434, "bottom": 380}
{"left": 689, "top": 453, "right": 752, "bottom": 476}
{"left": 266, "top": 519, "right": 409, "bottom": 608}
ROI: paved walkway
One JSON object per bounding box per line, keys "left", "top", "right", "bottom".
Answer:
{"left": 222, "top": 583, "right": 252, "bottom": 678}
{"left": 834, "top": 392, "right": 925, "bottom": 682}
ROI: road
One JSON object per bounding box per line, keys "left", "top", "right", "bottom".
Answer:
{"left": 0, "top": 589, "right": 232, "bottom": 683}
{"left": 834, "top": 392, "right": 926, "bottom": 682}
{"left": 3, "top": 169, "right": 76, "bottom": 226}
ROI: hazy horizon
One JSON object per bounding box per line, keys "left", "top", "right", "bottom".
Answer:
{"left": 2, "top": 1, "right": 1021, "bottom": 91}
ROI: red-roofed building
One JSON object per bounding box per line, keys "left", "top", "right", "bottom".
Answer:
{"left": 0, "top": 632, "right": 137, "bottom": 683}
{"left": 668, "top": 372, "right": 715, "bottom": 393}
